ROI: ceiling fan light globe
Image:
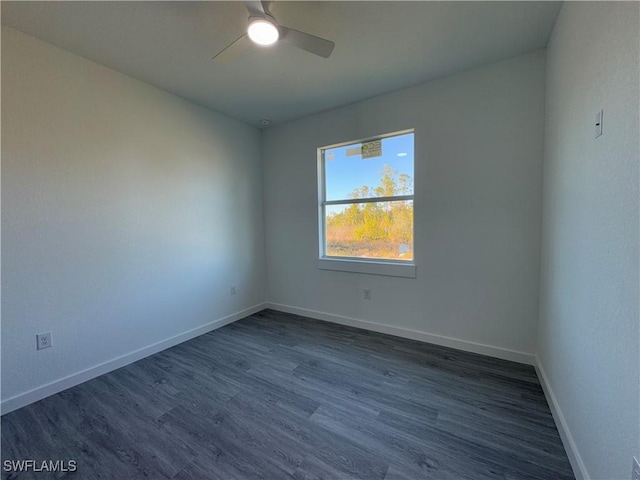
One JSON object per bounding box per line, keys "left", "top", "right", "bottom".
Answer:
{"left": 247, "top": 18, "right": 279, "bottom": 46}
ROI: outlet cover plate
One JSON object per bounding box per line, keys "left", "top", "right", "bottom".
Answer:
{"left": 36, "top": 332, "right": 52, "bottom": 350}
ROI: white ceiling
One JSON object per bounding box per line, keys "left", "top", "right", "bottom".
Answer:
{"left": 2, "top": 1, "right": 561, "bottom": 128}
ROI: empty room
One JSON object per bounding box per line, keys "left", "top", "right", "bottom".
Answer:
{"left": 1, "top": 1, "right": 638, "bottom": 479}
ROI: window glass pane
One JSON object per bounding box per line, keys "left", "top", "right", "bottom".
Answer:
{"left": 325, "top": 200, "right": 414, "bottom": 261}
{"left": 325, "top": 133, "right": 414, "bottom": 201}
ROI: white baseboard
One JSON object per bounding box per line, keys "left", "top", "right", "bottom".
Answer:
{"left": 266, "top": 302, "right": 535, "bottom": 365}
{"left": 535, "top": 357, "right": 589, "bottom": 480}
{"left": 1, "top": 303, "right": 267, "bottom": 415}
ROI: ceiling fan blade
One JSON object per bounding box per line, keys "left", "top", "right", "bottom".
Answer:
{"left": 279, "top": 26, "right": 335, "bottom": 58}
{"left": 212, "top": 34, "right": 252, "bottom": 64}
{"left": 244, "top": 1, "right": 266, "bottom": 17}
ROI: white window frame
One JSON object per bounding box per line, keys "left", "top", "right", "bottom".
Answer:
{"left": 317, "top": 129, "right": 416, "bottom": 278}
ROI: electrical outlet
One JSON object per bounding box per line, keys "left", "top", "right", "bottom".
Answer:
{"left": 36, "top": 332, "right": 52, "bottom": 350}
{"left": 632, "top": 456, "right": 640, "bottom": 480}
{"left": 363, "top": 289, "right": 371, "bottom": 300}
{"left": 230, "top": 285, "right": 237, "bottom": 295}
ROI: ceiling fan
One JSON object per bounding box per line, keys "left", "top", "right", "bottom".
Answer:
{"left": 212, "top": 1, "right": 335, "bottom": 63}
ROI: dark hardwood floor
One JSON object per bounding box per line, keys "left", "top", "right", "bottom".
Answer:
{"left": 2, "top": 309, "right": 574, "bottom": 480}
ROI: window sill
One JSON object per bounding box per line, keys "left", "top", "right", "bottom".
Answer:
{"left": 317, "top": 258, "right": 416, "bottom": 278}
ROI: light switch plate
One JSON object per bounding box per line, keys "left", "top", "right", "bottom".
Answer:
{"left": 595, "top": 109, "right": 603, "bottom": 138}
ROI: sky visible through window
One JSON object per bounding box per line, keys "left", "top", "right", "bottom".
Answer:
{"left": 324, "top": 133, "right": 414, "bottom": 203}
{"left": 322, "top": 132, "right": 414, "bottom": 261}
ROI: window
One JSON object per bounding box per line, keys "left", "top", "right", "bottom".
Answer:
{"left": 318, "top": 130, "right": 415, "bottom": 276}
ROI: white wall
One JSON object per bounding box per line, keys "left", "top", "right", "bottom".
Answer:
{"left": 263, "top": 51, "right": 545, "bottom": 361}
{"left": 537, "top": 3, "right": 639, "bottom": 479}
{"left": 1, "top": 27, "right": 265, "bottom": 411}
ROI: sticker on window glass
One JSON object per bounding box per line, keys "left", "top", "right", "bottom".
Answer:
{"left": 346, "top": 147, "right": 362, "bottom": 157}
{"left": 362, "top": 140, "right": 382, "bottom": 159}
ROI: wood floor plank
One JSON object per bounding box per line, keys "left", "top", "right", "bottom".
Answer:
{"left": 309, "top": 403, "right": 504, "bottom": 480}
{"left": 2, "top": 309, "right": 574, "bottom": 480}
